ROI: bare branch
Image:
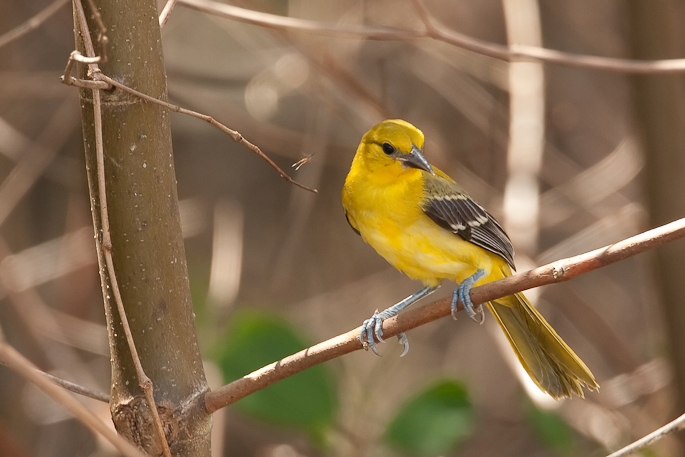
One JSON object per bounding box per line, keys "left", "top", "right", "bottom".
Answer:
{"left": 159, "top": 0, "right": 179, "bottom": 27}
{"left": 605, "top": 411, "right": 685, "bottom": 457}
{"left": 70, "top": 49, "right": 104, "bottom": 64}
{"left": 0, "top": 0, "right": 70, "bottom": 50}
{"left": 0, "top": 340, "right": 143, "bottom": 457}
{"left": 83, "top": 0, "right": 108, "bottom": 62}
{"left": 61, "top": 56, "right": 315, "bottom": 193}
{"left": 177, "top": 0, "right": 424, "bottom": 40}
{"left": 177, "top": 0, "right": 685, "bottom": 74}
{"left": 64, "top": 2, "right": 316, "bottom": 196}
{"left": 72, "top": 0, "right": 98, "bottom": 63}
{"left": 42, "top": 370, "right": 110, "bottom": 402}
{"left": 204, "top": 217, "right": 685, "bottom": 413}
{"left": 92, "top": 72, "right": 318, "bottom": 193}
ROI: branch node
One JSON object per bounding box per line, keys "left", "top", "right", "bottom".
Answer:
{"left": 552, "top": 264, "right": 566, "bottom": 279}
{"left": 60, "top": 51, "right": 112, "bottom": 90}
{"left": 140, "top": 374, "right": 153, "bottom": 390}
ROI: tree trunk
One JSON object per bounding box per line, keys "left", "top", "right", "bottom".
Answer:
{"left": 627, "top": 0, "right": 685, "bottom": 436}
{"left": 74, "top": 1, "right": 212, "bottom": 454}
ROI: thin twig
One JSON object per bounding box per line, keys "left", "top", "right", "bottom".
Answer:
{"left": 159, "top": 0, "right": 179, "bottom": 27}
{"left": 72, "top": 0, "right": 97, "bottom": 60}
{"left": 64, "top": 4, "right": 316, "bottom": 194}
{"left": 411, "top": 0, "right": 685, "bottom": 74}
{"left": 178, "top": 0, "right": 424, "bottom": 40}
{"left": 605, "top": 411, "right": 685, "bottom": 457}
{"left": 0, "top": 236, "right": 110, "bottom": 402}
{"left": 292, "top": 154, "right": 314, "bottom": 171}
{"left": 0, "top": 339, "right": 144, "bottom": 457}
{"left": 43, "top": 371, "right": 110, "bottom": 402}
{"left": 0, "top": 0, "right": 70, "bottom": 49}
{"left": 204, "top": 217, "right": 685, "bottom": 413}
{"left": 177, "top": 0, "right": 685, "bottom": 74}
{"left": 72, "top": 1, "right": 172, "bottom": 455}
{"left": 92, "top": 72, "right": 317, "bottom": 193}
{"left": 61, "top": 59, "right": 315, "bottom": 192}
{"left": 83, "top": 0, "right": 108, "bottom": 62}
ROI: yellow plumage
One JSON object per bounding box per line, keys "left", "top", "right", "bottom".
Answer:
{"left": 343, "top": 119, "right": 598, "bottom": 399}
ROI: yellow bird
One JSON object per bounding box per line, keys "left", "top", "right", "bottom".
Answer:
{"left": 342, "top": 119, "right": 598, "bottom": 399}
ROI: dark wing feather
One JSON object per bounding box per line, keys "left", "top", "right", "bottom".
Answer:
{"left": 345, "top": 210, "right": 361, "bottom": 236}
{"left": 421, "top": 174, "right": 516, "bottom": 269}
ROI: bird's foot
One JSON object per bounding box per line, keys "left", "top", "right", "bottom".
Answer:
{"left": 359, "top": 310, "right": 410, "bottom": 356}
{"left": 359, "top": 285, "right": 440, "bottom": 356}
{"left": 359, "top": 308, "right": 398, "bottom": 356}
{"left": 451, "top": 269, "right": 486, "bottom": 324}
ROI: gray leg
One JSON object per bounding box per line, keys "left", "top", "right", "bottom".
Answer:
{"left": 360, "top": 285, "right": 439, "bottom": 356}
{"left": 450, "top": 269, "right": 486, "bottom": 324}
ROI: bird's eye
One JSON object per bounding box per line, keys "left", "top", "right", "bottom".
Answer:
{"left": 381, "top": 143, "right": 395, "bottom": 155}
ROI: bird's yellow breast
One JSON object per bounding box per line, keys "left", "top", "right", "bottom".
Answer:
{"left": 343, "top": 162, "right": 507, "bottom": 288}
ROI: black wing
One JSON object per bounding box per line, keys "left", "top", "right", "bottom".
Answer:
{"left": 421, "top": 174, "right": 516, "bottom": 269}
{"left": 344, "top": 210, "right": 361, "bottom": 236}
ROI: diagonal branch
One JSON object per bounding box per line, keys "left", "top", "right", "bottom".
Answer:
{"left": 0, "top": 338, "right": 143, "bottom": 457}
{"left": 176, "top": 0, "right": 685, "bottom": 74}
{"left": 204, "top": 217, "right": 685, "bottom": 413}
{"left": 61, "top": 56, "right": 317, "bottom": 194}
{"left": 92, "top": 73, "right": 317, "bottom": 193}
{"left": 0, "top": 0, "right": 70, "bottom": 49}
{"left": 410, "top": 0, "right": 684, "bottom": 74}
{"left": 159, "top": 0, "right": 179, "bottom": 27}
{"left": 178, "top": 0, "right": 424, "bottom": 40}
{"left": 40, "top": 371, "right": 110, "bottom": 402}
{"left": 0, "top": 358, "right": 111, "bottom": 402}
{"left": 605, "top": 411, "right": 685, "bottom": 457}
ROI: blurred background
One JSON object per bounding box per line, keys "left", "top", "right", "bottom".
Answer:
{"left": 1, "top": 0, "right": 685, "bottom": 455}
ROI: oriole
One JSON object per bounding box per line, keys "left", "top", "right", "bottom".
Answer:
{"left": 342, "top": 119, "right": 598, "bottom": 399}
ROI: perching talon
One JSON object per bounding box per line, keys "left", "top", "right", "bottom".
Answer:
{"left": 451, "top": 269, "right": 486, "bottom": 324}
{"left": 359, "top": 315, "right": 384, "bottom": 356}
{"left": 466, "top": 303, "right": 485, "bottom": 325}
{"left": 358, "top": 285, "right": 439, "bottom": 357}
{"left": 397, "top": 332, "right": 409, "bottom": 357}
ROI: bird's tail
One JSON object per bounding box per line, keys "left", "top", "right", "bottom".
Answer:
{"left": 486, "top": 293, "right": 599, "bottom": 399}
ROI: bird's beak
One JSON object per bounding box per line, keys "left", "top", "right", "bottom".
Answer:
{"left": 399, "top": 145, "right": 435, "bottom": 175}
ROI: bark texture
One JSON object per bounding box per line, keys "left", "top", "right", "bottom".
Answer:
{"left": 627, "top": 0, "right": 685, "bottom": 432}
{"left": 74, "top": 1, "right": 212, "bottom": 454}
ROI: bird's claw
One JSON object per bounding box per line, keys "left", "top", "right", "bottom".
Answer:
{"left": 360, "top": 313, "right": 386, "bottom": 356}
{"left": 359, "top": 313, "right": 411, "bottom": 356}
{"left": 397, "top": 332, "right": 409, "bottom": 357}
{"left": 451, "top": 269, "right": 486, "bottom": 325}
{"left": 464, "top": 301, "right": 485, "bottom": 324}
{"left": 358, "top": 286, "right": 439, "bottom": 357}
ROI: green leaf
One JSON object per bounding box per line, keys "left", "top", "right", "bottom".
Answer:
{"left": 215, "top": 309, "right": 337, "bottom": 438}
{"left": 526, "top": 404, "right": 575, "bottom": 455}
{"left": 385, "top": 379, "right": 475, "bottom": 456}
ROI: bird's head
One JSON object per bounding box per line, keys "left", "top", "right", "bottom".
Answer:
{"left": 357, "top": 119, "right": 435, "bottom": 176}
